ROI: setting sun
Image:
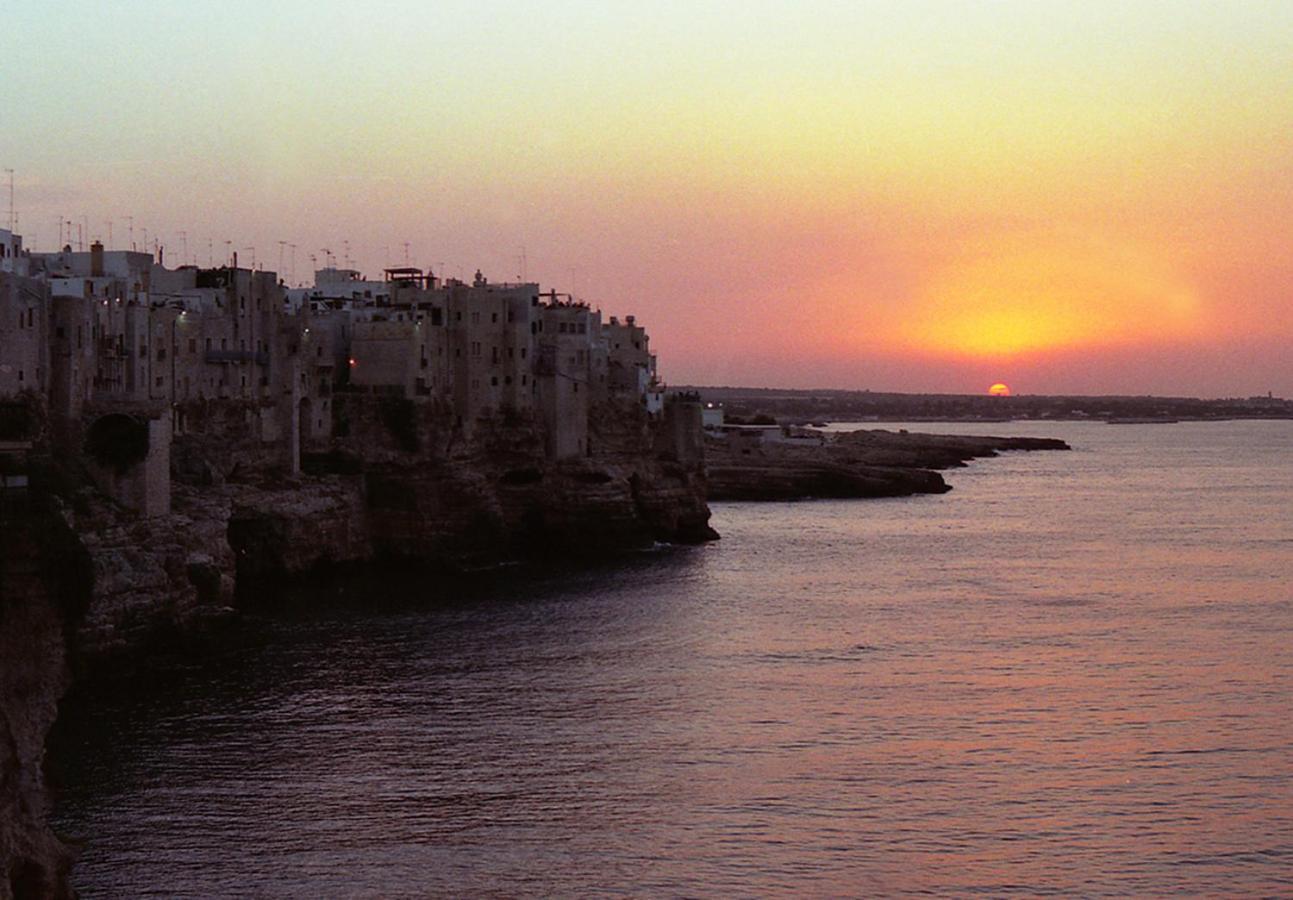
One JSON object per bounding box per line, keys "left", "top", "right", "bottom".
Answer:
{"left": 988, "top": 382, "right": 1012, "bottom": 397}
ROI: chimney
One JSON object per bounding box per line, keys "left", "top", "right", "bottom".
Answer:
{"left": 90, "top": 240, "right": 105, "bottom": 277}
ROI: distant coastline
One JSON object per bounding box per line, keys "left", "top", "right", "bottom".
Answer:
{"left": 680, "top": 385, "right": 1293, "bottom": 427}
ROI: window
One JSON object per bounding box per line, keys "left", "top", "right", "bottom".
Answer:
{"left": 491, "top": 346, "right": 499, "bottom": 363}
{"left": 189, "top": 338, "right": 197, "bottom": 353}
{"left": 491, "top": 376, "right": 498, "bottom": 386}
{"left": 504, "top": 375, "right": 512, "bottom": 386}
{"left": 521, "top": 374, "right": 527, "bottom": 386}
{"left": 491, "top": 312, "right": 498, "bottom": 323}
{"left": 521, "top": 348, "right": 527, "bottom": 359}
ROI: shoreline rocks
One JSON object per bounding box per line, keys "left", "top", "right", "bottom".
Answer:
{"left": 705, "top": 427, "right": 1070, "bottom": 501}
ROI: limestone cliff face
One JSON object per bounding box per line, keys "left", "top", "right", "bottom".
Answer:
{"left": 0, "top": 505, "right": 87, "bottom": 900}
{"left": 52, "top": 395, "right": 713, "bottom": 652}
{"left": 69, "top": 487, "right": 236, "bottom": 659}
{"left": 225, "top": 397, "right": 716, "bottom": 580}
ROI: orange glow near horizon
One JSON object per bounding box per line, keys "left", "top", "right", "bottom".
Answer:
{"left": 988, "top": 383, "right": 1011, "bottom": 397}
{"left": 891, "top": 235, "right": 1207, "bottom": 359}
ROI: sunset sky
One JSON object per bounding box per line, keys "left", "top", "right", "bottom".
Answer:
{"left": 2, "top": 1, "right": 1290, "bottom": 396}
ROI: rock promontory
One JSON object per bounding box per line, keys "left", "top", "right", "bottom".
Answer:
{"left": 706, "top": 426, "right": 1069, "bottom": 501}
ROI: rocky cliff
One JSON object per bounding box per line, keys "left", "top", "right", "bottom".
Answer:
{"left": 225, "top": 396, "right": 715, "bottom": 582}
{"left": 0, "top": 501, "right": 88, "bottom": 900}
{"left": 49, "top": 395, "right": 710, "bottom": 658}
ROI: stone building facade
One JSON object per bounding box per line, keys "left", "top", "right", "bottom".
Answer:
{"left": 1, "top": 232, "right": 668, "bottom": 512}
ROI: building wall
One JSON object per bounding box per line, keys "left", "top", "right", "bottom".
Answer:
{"left": 535, "top": 303, "right": 597, "bottom": 458}
{"left": 3, "top": 236, "right": 671, "bottom": 473}
{"left": 0, "top": 229, "right": 30, "bottom": 276}
{"left": 0, "top": 273, "right": 47, "bottom": 397}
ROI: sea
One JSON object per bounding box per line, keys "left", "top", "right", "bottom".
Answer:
{"left": 50, "top": 419, "right": 1293, "bottom": 896}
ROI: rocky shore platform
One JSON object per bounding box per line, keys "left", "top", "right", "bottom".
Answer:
{"left": 706, "top": 427, "right": 1070, "bottom": 501}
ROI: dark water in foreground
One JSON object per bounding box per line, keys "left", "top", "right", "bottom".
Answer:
{"left": 52, "top": 421, "right": 1293, "bottom": 896}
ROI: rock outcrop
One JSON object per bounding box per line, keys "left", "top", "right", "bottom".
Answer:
{"left": 224, "top": 397, "right": 716, "bottom": 582}
{"left": 706, "top": 427, "right": 1069, "bottom": 501}
{"left": 0, "top": 503, "right": 88, "bottom": 900}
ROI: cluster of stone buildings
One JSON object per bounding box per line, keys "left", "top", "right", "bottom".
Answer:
{"left": 0, "top": 227, "right": 666, "bottom": 514}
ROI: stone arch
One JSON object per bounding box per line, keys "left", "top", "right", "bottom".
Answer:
{"left": 84, "top": 413, "right": 149, "bottom": 473}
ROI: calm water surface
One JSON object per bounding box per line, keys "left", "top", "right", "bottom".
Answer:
{"left": 52, "top": 420, "right": 1293, "bottom": 896}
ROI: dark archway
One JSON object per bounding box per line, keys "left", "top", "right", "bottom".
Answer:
{"left": 84, "top": 414, "right": 149, "bottom": 473}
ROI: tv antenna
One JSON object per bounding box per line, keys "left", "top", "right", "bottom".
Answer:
{"left": 3, "top": 168, "right": 13, "bottom": 232}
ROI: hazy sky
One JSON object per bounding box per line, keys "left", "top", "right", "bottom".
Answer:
{"left": 3, "top": 1, "right": 1290, "bottom": 396}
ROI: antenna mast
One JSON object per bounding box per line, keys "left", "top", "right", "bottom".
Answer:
{"left": 3, "top": 168, "right": 13, "bottom": 232}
